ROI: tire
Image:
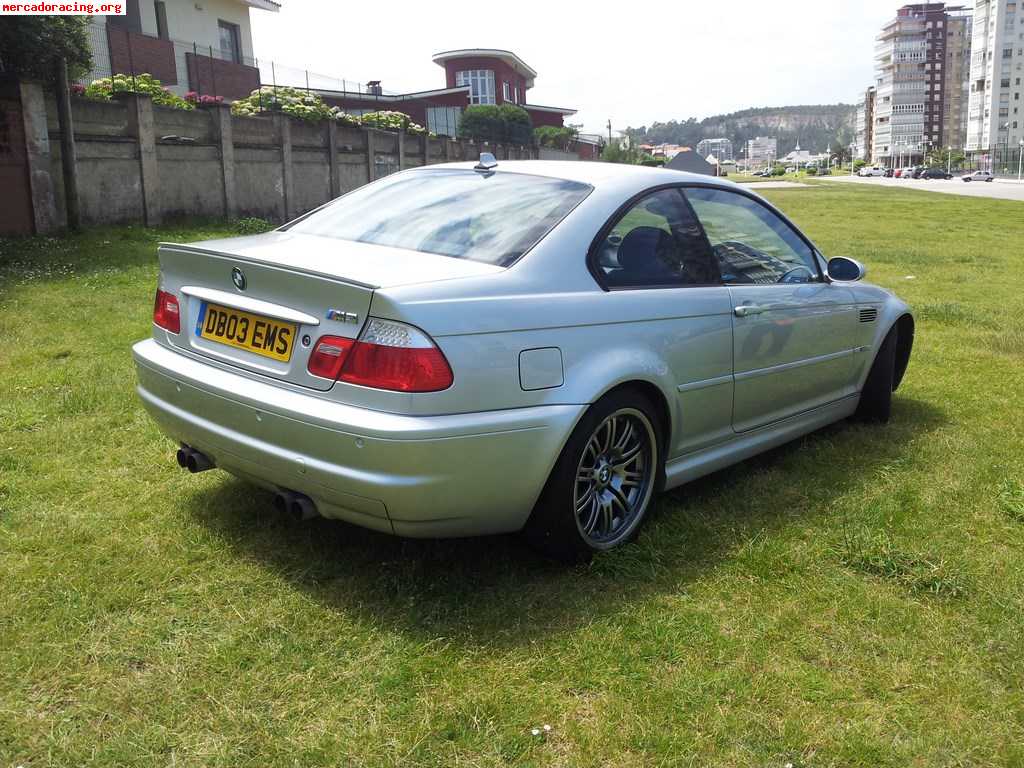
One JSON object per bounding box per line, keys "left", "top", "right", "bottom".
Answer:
{"left": 854, "top": 326, "right": 897, "bottom": 423}
{"left": 524, "top": 388, "right": 662, "bottom": 562}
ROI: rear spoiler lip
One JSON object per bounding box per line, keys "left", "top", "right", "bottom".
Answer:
{"left": 156, "top": 242, "right": 381, "bottom": 291}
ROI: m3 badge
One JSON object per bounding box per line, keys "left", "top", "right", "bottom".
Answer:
{"left": 326, "top": 309, "right": 360, "bottom": 323}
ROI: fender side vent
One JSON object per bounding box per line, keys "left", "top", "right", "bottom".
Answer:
{"left": 859, "top": 308, "right": 878, "bottom": 323}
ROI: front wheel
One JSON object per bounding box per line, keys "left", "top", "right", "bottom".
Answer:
{"left": 525, "top": 389, "right": 661, "bottom": 561}
{"left": 854, "top": 327, "right": 897, "bottom": 423}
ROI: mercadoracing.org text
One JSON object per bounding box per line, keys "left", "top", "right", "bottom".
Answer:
{"left": 2, "top": 2, "right": 125, "bottom": 13}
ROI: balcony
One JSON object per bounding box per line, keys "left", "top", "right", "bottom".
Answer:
{"left": 106, "top": 27, "right": 177, "bottom": 85}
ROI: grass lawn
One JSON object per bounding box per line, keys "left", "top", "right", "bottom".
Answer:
{"left": 2, "top": 184, "right": 1024, "bottom": 767}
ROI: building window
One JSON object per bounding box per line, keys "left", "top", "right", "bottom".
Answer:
{"left": 218, "top": 20, "right": 242, "bottom": 64}
{"left": 108, "top": 0, "right": 142, "bottom": 32}
{"left": 455, "top": 70, "right": 496, "bottom": 105}
{"left": 426, "top": 106, "right": 461, "bottom": 137}
{"left": 502, "top": 82, "right": 510, "bottom": 101}
{"left": 154, "top": 0, "right": 168, "bottom": 39}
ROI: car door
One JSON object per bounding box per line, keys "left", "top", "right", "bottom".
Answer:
{"left": 591, "top": 187, "right": 735, "bottom": 457}
{"left": 684, "top": 186, "right": 858, "bottom": 433}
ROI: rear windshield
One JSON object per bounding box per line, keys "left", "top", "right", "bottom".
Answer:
{"left": 286, "top": 169, "right": 592, "bottom": 267}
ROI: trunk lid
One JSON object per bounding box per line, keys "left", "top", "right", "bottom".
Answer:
{"left": 156, "top": 232, "right": 502, "bottom": 391}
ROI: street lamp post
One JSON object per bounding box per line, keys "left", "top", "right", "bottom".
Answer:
{"left": 1018, "top": 138, "right": 1024, "bottom": 183}
{"left": 850, "top": 142, "right": 856, "bottom": 176}
{"left": 947, "top": 145, "right": 952, "bottom": 175}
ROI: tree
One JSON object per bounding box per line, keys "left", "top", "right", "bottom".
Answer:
{"left": 0, "top": 16, "right": 92, "bottom": 84}
{"left": 926, "top": 147, "right": 965, "bottom": 169}
{"left": 601, "top": 139, "right": 649, "bottom": 165}
{"left": 534, "top": 125, "right": 578, "bottom": 150}
{"left": 458, "top": 104, "right": 533, "bottom": 145}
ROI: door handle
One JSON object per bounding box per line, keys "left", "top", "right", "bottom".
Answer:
{"left": 734, "top": 304, "right": 766, "bottom": 317}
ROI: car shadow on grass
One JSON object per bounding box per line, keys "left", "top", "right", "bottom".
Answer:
{"left": 184, "top": 395, "right": 947, "bottom": 648}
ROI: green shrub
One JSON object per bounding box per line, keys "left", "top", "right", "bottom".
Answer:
{"left": 534, "top": 125, "right": 578, "bottom": 150}
{"left": 84, "top": 73, "right": 194, "bottom": 110}
{"left": 233, "top": 217, "right": 274, "bottom": 235}
{"left": 459, "top": 104, "right": 532, "bottom": 145}
{"left": 806, "top": 167, "right": 818, "bottom": 176}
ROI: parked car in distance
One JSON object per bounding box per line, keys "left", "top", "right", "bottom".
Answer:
{"left": 134, "top": 159, "right": 914, "bottom": 560}
{"left": 920, "top": 168, "right": 953, "bottom": 180}
{"left": 884, "top": 168, "right": 895, "bottom": 177}
{"left": 857, "top": 166, "right": 886, "bottom": 177}
{"left": 962, "top": 170, "right": 995, "bottom": 182}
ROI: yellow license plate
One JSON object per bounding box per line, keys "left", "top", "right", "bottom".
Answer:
{"left": 197, "top": 302, "right": 296, "bottom": 362}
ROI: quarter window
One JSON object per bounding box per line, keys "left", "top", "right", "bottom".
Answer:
{"left": 684, "top": 187, "right": 820, "bottom": 285}
{"left": 594, "top": 189, "right": 720, "bottom": 289}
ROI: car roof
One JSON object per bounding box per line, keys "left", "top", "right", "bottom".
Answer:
{"left": 407, "top": 159, "right": 740, "bottom": 192}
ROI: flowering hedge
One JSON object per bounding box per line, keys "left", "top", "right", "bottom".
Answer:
{"left": 82, "top": 73, "right": 194, "bottom": 110}
{"left": 359, "top": 110, "right": 426, "bottom": 135}
{"left": 185, "top": 91, "right": 223, "bottom": 106}
{"left": 230, "top": 88, "right": 425, "bottom": 133}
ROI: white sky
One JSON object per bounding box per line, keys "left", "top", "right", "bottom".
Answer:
{"left": 251, "top": 0, "right": 915, "bottom": 135}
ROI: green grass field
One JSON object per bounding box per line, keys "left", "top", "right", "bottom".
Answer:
{"left": 2, "top": 183, "right": 1023, "bottom": 767}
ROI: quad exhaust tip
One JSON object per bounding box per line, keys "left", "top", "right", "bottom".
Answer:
{"left": 273, "top": 489, "right": 319, "bottom": 521}
{"left": 176, "top": 445, "right": 214, "bottom": 473}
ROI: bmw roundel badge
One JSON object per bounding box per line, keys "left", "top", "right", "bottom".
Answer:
{"left": 231, "top": 267, "right": 246, "bottom": 291}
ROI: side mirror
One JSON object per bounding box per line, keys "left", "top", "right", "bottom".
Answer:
{"left": 827, "top": 256, "right": 866, "bottom": 282}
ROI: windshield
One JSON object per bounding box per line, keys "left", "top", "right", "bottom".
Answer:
{"left": 286, "top": 170, "right": 592, "bottom": 267}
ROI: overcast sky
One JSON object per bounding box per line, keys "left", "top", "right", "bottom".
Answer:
{"left": 251, "top": 0, "right": 914, "bottom": 135}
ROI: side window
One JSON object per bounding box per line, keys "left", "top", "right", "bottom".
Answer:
{"left": 594, "top": 189, "right": 720, "bottom": 289}
{"left": 684, "top": 187, "right": 820, "bottom": 285}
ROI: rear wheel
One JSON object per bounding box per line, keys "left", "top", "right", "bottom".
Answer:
{"left": 854, "top": 326, "right": 897, "bottom": 423}
{"left": 525, "top": 389, "right": 661, "bottom": 562}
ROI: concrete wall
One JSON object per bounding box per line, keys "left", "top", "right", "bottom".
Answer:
{"left": 2, "top": 83, "right": 541, "bottom": 234}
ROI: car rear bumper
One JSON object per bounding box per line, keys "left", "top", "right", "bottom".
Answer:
{"left": 132, "top": 339, "right": 584, "bottom": 537}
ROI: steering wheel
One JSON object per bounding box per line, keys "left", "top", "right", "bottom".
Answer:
{"left": 778, "top": 265, "right": 814, "bottom": 284}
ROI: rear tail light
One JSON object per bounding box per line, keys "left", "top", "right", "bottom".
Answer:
{"left": 307, "top": 318, "right": 453, "bottom": 392}
{"left": 307, "top": 335, "right": 355, "bottom": 379}
{"left": 153, "top": 289, "right": 180, "bottom": 334}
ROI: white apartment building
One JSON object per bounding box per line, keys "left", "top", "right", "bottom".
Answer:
{"left": 855, "top": 87, "right": 876, "bottom": 160}
{"left": 745, "top": 136, "right": 777, "bottom": 165}
{"left": 873, "top": 4, "right": 970, "bottom": 162}
{"left": 696, "top": 137, "right": 734, "bottom": 163}
{"left": 966, "top": 0, "right": 1024, "bottom": 156}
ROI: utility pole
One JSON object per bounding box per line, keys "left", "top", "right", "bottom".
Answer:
{"left": 607, "top": 119, "right": 612, "bottom": 145}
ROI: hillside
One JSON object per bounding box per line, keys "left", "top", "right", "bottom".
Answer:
{"left": 626, "top": 104, "right": 856, "bottom": 158}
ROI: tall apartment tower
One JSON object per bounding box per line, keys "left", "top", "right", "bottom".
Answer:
{"left": 855, "top": 86, "right": 877, "bottom": 161}
{"left": 966, "top": 0, "right": 1024, "bottom": 159}
{"left": 873, "top": 4, "right": 971, "bottom": 162}
{"left": 944, "top": 8, "right": 974, "bottom": 150}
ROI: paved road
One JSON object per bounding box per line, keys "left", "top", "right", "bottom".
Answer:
{"left": 820, "top": 173, "right": 1024, "bottom": 202}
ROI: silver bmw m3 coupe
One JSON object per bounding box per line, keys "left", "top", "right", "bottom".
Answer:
{"left": 133, "top": 158, "right": 914, "bottom": 558}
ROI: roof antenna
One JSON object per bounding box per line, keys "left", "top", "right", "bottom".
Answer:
{"left": 474, "top": 152, "right": 498, "bottom": 172}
